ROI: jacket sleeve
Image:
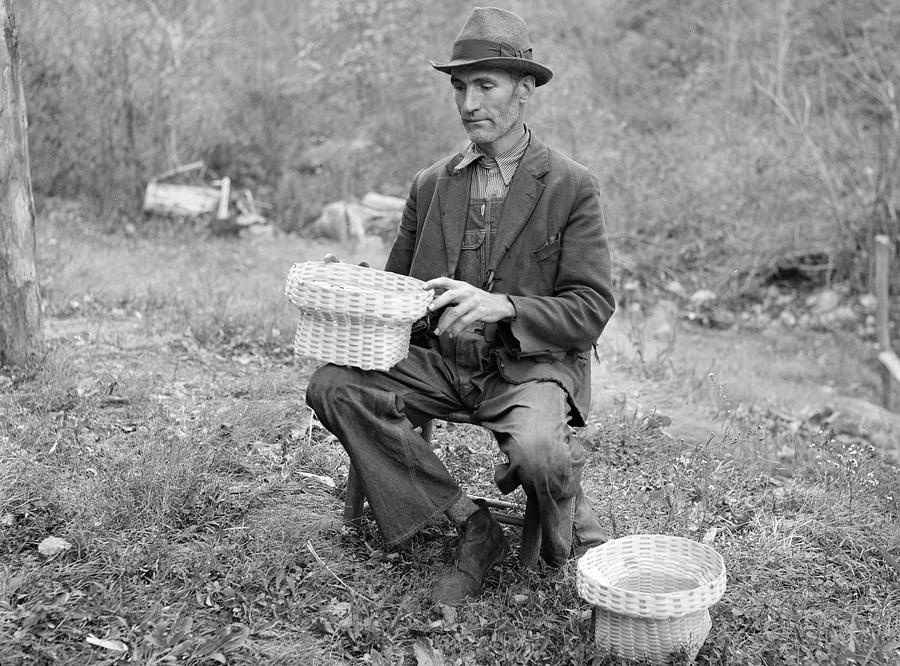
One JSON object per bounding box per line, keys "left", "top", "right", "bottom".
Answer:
{"left": 499, "top": 171, "right": 615, "bottom": 354}
{"left": 384, "top": 171, "right": 421, "bottom": 276}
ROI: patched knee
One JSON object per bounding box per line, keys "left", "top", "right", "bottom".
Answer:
{"left": 515, "top": 437, "right": 572, "bottom": 492}
{"left": 517, "top": 429, "right": 589, "bottom": 496}
{"left": 305, "top": 364, "right": 355, "bottom": 410}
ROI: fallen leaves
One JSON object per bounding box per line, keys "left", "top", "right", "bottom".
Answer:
{"left": 413, "top": 636, "right": 445, "bottom": 666}
{"left": 85, "top": 634, "right": 128, "bottom": 653}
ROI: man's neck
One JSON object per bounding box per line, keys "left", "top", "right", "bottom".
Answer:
{"left": 477, "top": 124, "right": 527, "bottom": 159}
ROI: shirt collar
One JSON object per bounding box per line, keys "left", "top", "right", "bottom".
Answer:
{"left": 454, "top": 127, "right": 531, "bottom": 185}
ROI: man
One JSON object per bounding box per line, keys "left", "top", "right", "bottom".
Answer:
{"left": 306, "top": 6, "right": 615, "bottom": 605}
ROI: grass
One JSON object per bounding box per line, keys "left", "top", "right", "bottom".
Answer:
{"left": 1, "top": 203, "right": 899, "bottom": 664}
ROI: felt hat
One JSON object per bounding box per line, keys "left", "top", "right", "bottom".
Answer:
{"left": 430, "top": 7, "right": 553, "bottom": 86}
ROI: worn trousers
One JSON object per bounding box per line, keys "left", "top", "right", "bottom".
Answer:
{"left": 305, "top": 335, "right": 605, "bottom": 563}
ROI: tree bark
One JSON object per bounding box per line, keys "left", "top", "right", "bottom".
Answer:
{"left": 0, "top": 0, "right": 42, "bottom": 366}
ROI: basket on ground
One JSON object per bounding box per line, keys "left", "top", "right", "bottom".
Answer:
{"left": 577, "top": 534, "right": 726, "bottom": 664}
{"left": 285, "top": 261, "right": 433, "bottom": 371}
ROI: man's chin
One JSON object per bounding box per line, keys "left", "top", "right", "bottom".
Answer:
{"left": 464, "top": 128, "right": 494, "bottom": 145}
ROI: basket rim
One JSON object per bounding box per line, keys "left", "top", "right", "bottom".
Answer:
{"left": 577, "top": 533, "right": 726, "bottom": 619}
{"left": 285, "top": 261, "right": 433, "bottom": 324}
{"left": 288, "top": 261, "right": 429, "bottom": 292}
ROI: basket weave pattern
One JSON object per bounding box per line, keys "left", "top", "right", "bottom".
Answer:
{"left": 285, "top": 262, "right": 433, "bottom": 371}
{"left": 577, "top": 534, "right": 726, "bottom": 664}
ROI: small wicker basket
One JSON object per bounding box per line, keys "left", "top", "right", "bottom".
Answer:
{"left": 285, "top": 261, "right": 433, "bottom": 371}
{"left": 577, "top": 534, "right": 726, "bottom": 664}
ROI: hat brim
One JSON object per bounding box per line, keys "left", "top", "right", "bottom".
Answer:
{"left": 430, "top": 57, "right": 553, "bottom": 87}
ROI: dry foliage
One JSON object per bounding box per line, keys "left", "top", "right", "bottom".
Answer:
{"left": 12, "top": 0, "right": 900, "bottom": 299}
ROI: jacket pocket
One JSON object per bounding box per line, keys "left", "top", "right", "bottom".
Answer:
{"left": 531, "top": 235, "right": 561, "bottom": 263}
{"left": 531, "top": 235, "right": 561, "bottom": 286}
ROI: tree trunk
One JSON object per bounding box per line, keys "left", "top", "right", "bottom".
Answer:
{"left": 0, "top": 0, "right": 42, "bottom": 366}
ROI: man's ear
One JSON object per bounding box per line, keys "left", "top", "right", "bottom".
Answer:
{"left": 519, "top": 74, "right": 536, "bottom": 103}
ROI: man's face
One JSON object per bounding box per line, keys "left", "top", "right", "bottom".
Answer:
{"left": 450, "top": 67, "right": 533, "bottom": 156}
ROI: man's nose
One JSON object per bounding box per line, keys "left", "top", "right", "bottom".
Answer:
{"left": 462, "top": 88, "right": 480, "bottom": 113}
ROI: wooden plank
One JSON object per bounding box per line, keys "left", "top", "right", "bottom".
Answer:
{"left": 875, "top": 235, "right": 891, "bottom": 350}
{"left": 143, "top": 182, "right": 221, "bottom": 217}
{"left": 153, "top": 160, "right": 205, "bottom": 182}
{"left": 879, "top": 350, "right": 900, "bottom": 384}
{"left": 875, "top": 235, "right": 892, "bottom": 406}
{"left": 216, "top": 176, "right": 231, "bottom": 220}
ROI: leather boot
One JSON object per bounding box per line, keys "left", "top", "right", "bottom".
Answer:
{"left": 431, "top": 505, "right": 510, "bottom": 605}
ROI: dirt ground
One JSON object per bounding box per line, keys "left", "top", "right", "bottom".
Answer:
{"left": 591, "top": 303, "right": 899, "bottom": 452}
{"left": 41, "top": 228, "right": 898, "bottom": 454}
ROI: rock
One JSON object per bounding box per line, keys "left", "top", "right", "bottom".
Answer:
{"left": 623, "top": 279, "right": 640, "bottom": 293}
{"left": 38, "top": 536, "right": 72, "bottom": 557}
{"left": 693, "top": 308, "right": 737, "bottom": 329}
{"left": 814, "top": 397, "right": 900, "bottom": 446}
{"left": 713, "top": 309, "right": 737, "bottom": 327}
{"left": 859, "top": 293, "right": 878, "bottom": 314}
{"left": 779, "top": 310, "right": 797, "bottom": 327}
{"left": 665, "top": 280, "right": 687, "bottom": 298}
{"left": 243, "top": 224, "right": 275, "bottom": 237}
{"left": 806, "top": 289, "right": 841, "bottom": 314}
{"left": 312, "top": 201, "right": 367, "bottom": 245}
{"left": 774, "top": 292, "right": 795, "bottom": 307}
{"left": 817, "top": 306, "right": 858, "bottom": 330}
{"left": 689, "top": 289, "right": 717, "bottom": 307}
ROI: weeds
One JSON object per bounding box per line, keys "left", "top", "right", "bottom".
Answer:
{"left": 611, "top": 306, "right": 679, "bottom": 383}
{"left": 2, "top": 209, "right": 900, "bottom": 664}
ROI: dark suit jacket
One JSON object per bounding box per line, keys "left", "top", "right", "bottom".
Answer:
{"left": 385, "top": 134, "right": 615, "bottom": 426}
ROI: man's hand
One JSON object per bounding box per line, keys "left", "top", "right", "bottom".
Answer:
{"left": 424, "top": 277, "right": 515, "bottom": 338}
{"left": 323, "top": 253, "right": 370, "bottom": 268}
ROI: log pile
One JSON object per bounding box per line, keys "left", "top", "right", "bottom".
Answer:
{"left": 311, "top": 191, "right": 405, "bottom": 246}
{"left": 142, "top": 161, "right": 272, "bottom": 236}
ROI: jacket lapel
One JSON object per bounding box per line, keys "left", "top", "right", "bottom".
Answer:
{"left": 438, "top": 154, "right": 470, "bottom": 277}
{"left": 490, "top": 137, "right": 549, "bottom": 270}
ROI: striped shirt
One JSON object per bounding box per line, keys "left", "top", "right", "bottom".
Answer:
{"left": 454, "top": 128, "right": 531, "bottom": 199}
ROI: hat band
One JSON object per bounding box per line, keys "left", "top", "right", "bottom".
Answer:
{"left": 450, "top": 39, "right": 534, "bottom": 62}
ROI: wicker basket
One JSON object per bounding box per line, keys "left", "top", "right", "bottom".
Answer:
{"left": 576, "top": 534, "right": 726, "bottom": 664}
{"left": 285, "top": 261, "right": 433, "bottom": 371}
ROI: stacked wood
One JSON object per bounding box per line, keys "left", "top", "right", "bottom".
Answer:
{"left": 143, "top": 181, "right": 223, "bottom": 217}
{"left": 143, "top": 162, "right": 270, "bottom": 236}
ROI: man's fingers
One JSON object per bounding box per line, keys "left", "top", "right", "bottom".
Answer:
{"left": 426, "top": 277, "right": 476, "bottom": 312}
{"left": 424, "top": 276, "right": 464, "bottom": 294}
{"left": 429, "top": 289, "right": 457, "bottom": 312}
{"left": 434, "top": 306, "right": 465, "bottom": 337}
{"left": 434, "top": 302, "right": 483, "bottom": 338}
{"left": 323, "top": 254, "right": 369, "bottom": 268}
